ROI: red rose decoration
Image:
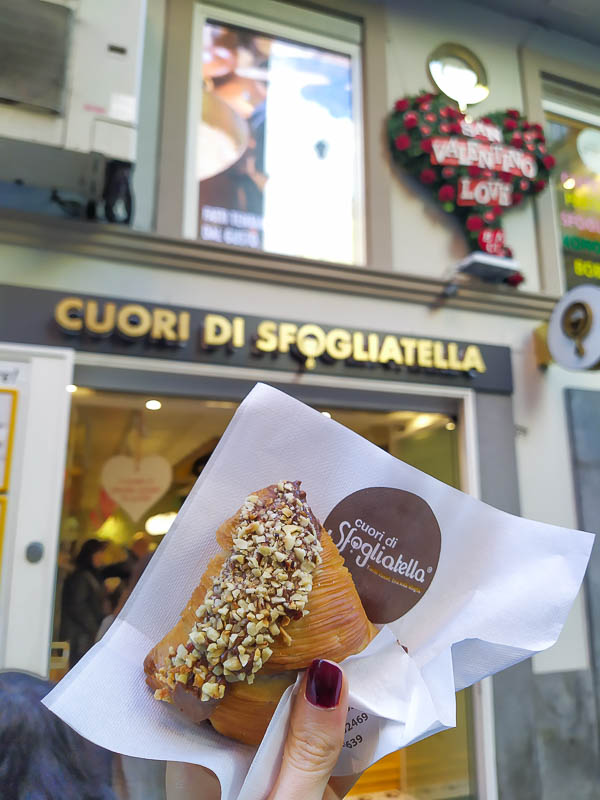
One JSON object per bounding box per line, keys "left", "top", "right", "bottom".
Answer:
{"left": 404, "top": 111, "right": 418, "bottom": 129}
{"left": 394, "top": 98, "right": 410, "bottom": 112}
{"left": 534, "top": 179, "right": 547, "bottom": 192}
{"left": 533, "top": 123, "right": 544, "bottom": 135}
{"left": 420, "top": 125, "right": 432, "bottom": 136}
{"left": 420, "top": 138, "right": 433, "bottom": 153}
{"left": 543, "top": 154, "right": 556, "bottom": 170}
{"left": 519, "top": 179, "right": 530, "bottom": 191}
{"left": 500, "top": 171, "right": 512, "bottom": 183}
{"left": 420, "top": 103, "right": 431, "bottom": 112}
{"left": 482, "top": 117, "right": 492, "bottom": 124}
{"left": 420, "top": 168, "right": 436, "bottom": 185}
{"left": 504, "top": 118, "right": 518, "bottom": 131}
{"left": 483, "top": 211, "right": 495, "bottom": 223}
{"left": 466, "top": 215, "right": 484, "bottom": 231}
{"left": 468, "top": 165, "right": 481, "bottom": 178}
{"left": 511, "top": 133, "right": 523, "bottom": 147}
{"left": 394, "top": 134, "right": 411, "bottom": 150}
{"left": 506, "top": 109, "right": 520, "bottom": 119}
{"left": 417, "top": 92, "right": 434, "bottom": 105}
{"left": 442, "top": 166, "right": 455, "bottom": 178}
{"left": 450, "top": 122, "right": 462, "bottom": 133}
{"left": 438, "top": 184, "right": 456, "bottom": 202}
{"left": 440, "top": 106, "right": 451, "bottom": 118}
{"left": 526, "top": 143, "right": 536, "bottom": 151}
{"left": 506, "top": 272, "right": 525, "bottom": 286}
{"left": 424, "top": 113, "right": 437, "bottom": 123}
{"left": 440, "top": 122, "right": 452, "bottom": 133}
{"left": 512, "top": 192, "right": 524, "bottom": 205}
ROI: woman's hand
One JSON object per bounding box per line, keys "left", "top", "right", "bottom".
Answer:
{"left": 167, "top": 660, "right": 360, "bottom": 800}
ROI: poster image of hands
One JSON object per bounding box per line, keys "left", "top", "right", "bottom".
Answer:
{"left": 0, "top": 389, "right": 17, "bottom": 491}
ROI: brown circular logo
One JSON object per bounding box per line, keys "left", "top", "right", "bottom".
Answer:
{"left": 324, "top": 487, "right": 441, "bottom": 623}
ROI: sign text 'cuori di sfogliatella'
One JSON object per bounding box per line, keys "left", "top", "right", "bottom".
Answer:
{"left": 53, "top": 296, "right": 487, "bottom": 372}
{"left": 0, "top": 287, "right": 511, "bottom": 393}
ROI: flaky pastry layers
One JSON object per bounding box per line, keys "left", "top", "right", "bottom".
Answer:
{"left": 145, "top": 481, "right": 377, "bottom": 745}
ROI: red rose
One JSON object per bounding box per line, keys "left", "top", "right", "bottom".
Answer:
{"left": 500, "top": 171, "right": 512, "bottom": 183}
{"left": 420, "top": 168, "right": 436, "bottom": 184}
{"left": 534, "top": 179, "right": 547, "bottom": 192}
{"left": 519, "top": 179, "right": 530, "bottom": 191}
{"left": 466, "top": 215, "right": 484, "bottom": 231}
{"left": 538, "top": 144, "right": 546, "bottom": 153}
{"left": 543, "top": 154, "right": 556, "bottom": 170}
{"left": 417, "top": 92, "right": 434, "bottom": 105}
{"left": 420, "top": 138, "right": 433, "bottom": 153}
{"left": 420, "top": 103, "right": 431, "bottom": 112}
{"left": 438, "top": 184, "right": 456, "bottom": 202}
{"left": 483, "top": 210, "right": 495, "bottom": 223}
{"left": 450, "top": 122, "right": 462, "bottom": 133}
{"left": 394, "top": 134, "right": 411, "bottom": 150}
{"left": 440, "top": 122, "right": 452, "bottom": 133}
{"left": 468, "top": 165, "right": 481, "bottom": 178}
{"left": 394, "top": 98, "right": 410, "bottom": 112}
{"left": 425, "top": 112, "right": 437, "bottom": 123}
{"left": 533, "top": 123, "right": 544, "bottom": 135}
{"left": 511, "top": 133, "right": 523, "bottom": 147}
{"left": 504, "top": 118, "right": 518, "bottom": 131}
{"left": 420, "top": 125, "right": 432, "bottom": 136}
{"left": 442, "top": 166, "right": 455, "bottom": 178}
{"left": 404, "top": 111, "right": 418, "bottom": 129}
{"left": 512, "top": 192, "right": 524, "bottom": 205}
{"left": 526, "top": 143, "right": 536, "bottom": 151}
{"left": 482, "top": 117, "right": 493, "bottom": 124}
{"left": 505, "top": 246, "right": 514, "bottom": 258}
{"left": 506, "top": 272, "right": 525, "bottom": 286}
{"left": 440, "top": 106, "right": 451, "bottom": 118}
{"left": 506, "top": 109, "right": 520, "bottom": 119}
{"left": 522, "top": 121, "right": 531, "bottom": 130}
{"left": 447, "top": 107, "right": 460, "bottom": 120}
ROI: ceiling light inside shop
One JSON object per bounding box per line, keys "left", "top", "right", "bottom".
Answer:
{"left": 66, "top": 384, "right": 78, "bottom": 393}
{"left": 446, "top": 420, "right": 457, "bottom": 431}
{"left": 321, "top": 411, "right": 332, "bottom": 418}
{"left": 145, "top": 511, "right": 177, "bottom": 536}
{"left": 145, "top": 399, "right": 162, "bottom": 411}
{"left": 563, "top": 177, "right": 576, "bottom": 190}
{"left": 412, "top": 414, "right": 435, "bottom": 430}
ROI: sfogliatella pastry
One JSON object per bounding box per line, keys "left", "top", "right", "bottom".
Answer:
{"left": 145, "top": 481, "right": 377, "bottom": 745}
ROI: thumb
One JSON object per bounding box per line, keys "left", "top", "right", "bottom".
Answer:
{"left": 268, "top": 660, "right": 348, "bottom": 800}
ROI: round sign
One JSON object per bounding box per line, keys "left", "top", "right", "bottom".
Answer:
{"left": 547, "top": 285, "right": 600, "bottom": 370}
{"left": 324, "top": 487, "right": 441, "bottom": 623}
{"left": 577, "top": 128, "right": 600, "bottom": 175}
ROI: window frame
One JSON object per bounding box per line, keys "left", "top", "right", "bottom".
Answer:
{"left": 185, "top": 4, "right": 366, "bottom": 264}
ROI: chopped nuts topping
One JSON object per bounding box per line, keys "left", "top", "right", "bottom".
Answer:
{"left": 156, "top": 481, "right": 322, "bottom": 701}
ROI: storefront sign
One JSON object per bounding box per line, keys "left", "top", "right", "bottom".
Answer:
{"left": 547, "top": 285, "right": 600, "bottom": 370}
{"left": 0, "top": 285, "right": 513, "bottom": 393}
{"left": 388, "top": 92, "right": 555, "bottom": 271}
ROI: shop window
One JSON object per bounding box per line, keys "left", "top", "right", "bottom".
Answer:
{"left": 51, "top": 389, "right": 470, "bottom": 799}
{"left": 543, "top": 78, "right": 600, "bottom": 290}
{"left": 189, "top": 5, "right": 365, "bottom": 264}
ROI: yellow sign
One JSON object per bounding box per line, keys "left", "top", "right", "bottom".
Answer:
{"left": 0, "top": 388, "right": 18, "bottom": 492}
{"left": 0, "top": 496, "right": 5, "bottom": 576}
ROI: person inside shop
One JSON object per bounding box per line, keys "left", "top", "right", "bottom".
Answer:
{"left": 0, "top": 670, "right": 117, "bottom": 799}
{"left": 60, "top": 539, "right": 131, "bottom": 668}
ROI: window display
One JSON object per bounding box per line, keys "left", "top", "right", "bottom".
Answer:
{"left": 196, "top": 15, "right": 363, "bottom": 264}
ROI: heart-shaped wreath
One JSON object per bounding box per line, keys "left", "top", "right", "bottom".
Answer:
{"left": 388, "top": 92, "right": 556, "bottom": 284}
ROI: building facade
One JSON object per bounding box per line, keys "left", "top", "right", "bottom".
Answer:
{"left": 0, "top": 1, "right": 599, "bottom": 798}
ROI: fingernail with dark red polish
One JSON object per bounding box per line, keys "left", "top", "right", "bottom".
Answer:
{"left": 305, "top": 659, "right": 343, "bottom": 709}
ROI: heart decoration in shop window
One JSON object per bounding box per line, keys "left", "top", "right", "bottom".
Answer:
{"left": 388, "top": 92, "right": 557, "bottom": 285}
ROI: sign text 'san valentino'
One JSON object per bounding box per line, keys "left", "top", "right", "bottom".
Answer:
{"left": 0, "top": 285, "right": 513, "bottom": 393}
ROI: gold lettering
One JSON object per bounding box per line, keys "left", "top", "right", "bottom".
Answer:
{"left": 151, "top": 308, "right": 178, "bottom": 341}
{"left": 400, "top": 337, "right": 417, "bottom": 366}
{"left": 417, "top": 339, "right": 433, "bottom": 367}
{"left": 178, "top": 312, "right": 190, "bottom": 342}
{"left": 368, "top": 333, "right": 380, "bottom": 362}
{"left": 256, "top": 320, "right": 277, "bottom": 352}
{"left": 278, "top": 323, "right": 298, "bottom": 353}
{"left": 325, "top": 328, "right": 352, "bottom": 360}
{"left": 232, "top": 317, "right": 245, "bottom": 348}
{"left": 203, "top": 313, "right": 232, "bottom": 347}
{"left": 447, "top": 343, "right": 462, "bottom": 370}
{"left": 84, "top": 300, "right": 116, "bottom": 335}
{"left": 296, "top": 324, "right": 326, "bottom": 369}
{"left": 461, "top": 344, "right": 487, "bottom": 373}
{"left": 378, "top": 335, "right": 403, "bottom": 365}
{"left": 352, "top": 332, "right": 369, "bottom": 361}
{"left": 55, "top": 297, "right": 83, "bottom": 332}
{"left": 433, "top": 341, "right": 448, "bottom": 369}
{"left": 117, "top": 304, "right": 152, "bottom": 338}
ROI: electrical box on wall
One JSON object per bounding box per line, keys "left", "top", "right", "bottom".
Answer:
{"left": 0, "top": 0, "right": 147, "bottom": 223}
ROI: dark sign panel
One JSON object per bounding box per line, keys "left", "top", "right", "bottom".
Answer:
{"left": 0, "top": 285, "right": 513, "bottom": 393}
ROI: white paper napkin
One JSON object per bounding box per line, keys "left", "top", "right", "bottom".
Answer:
{"left": 44, "top": 383, "right": 594, "bottom": 799}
